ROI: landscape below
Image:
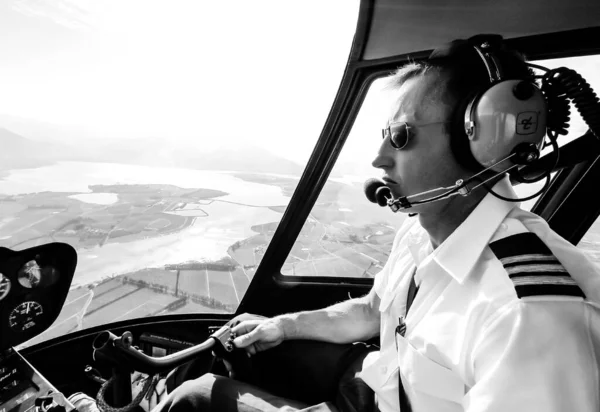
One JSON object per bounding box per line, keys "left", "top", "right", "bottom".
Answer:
{"left": 2, "top": 176, "right": 398, "bottom": 347}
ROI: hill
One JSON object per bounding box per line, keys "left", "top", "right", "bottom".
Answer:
{"left": 0, "top": 127, "right": 66, "bottom": 170}
{"left": 0, "top": 124, "right": 304, "bottom": 175}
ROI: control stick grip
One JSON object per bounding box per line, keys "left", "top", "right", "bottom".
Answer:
{"left": 209, "top": 325, "right": 235, "bottom": 356}
{"left": 209, "top": 325, "right": 253, "bottom": 381}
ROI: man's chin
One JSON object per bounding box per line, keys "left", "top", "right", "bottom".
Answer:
{"left": 397, "top": 205, "right": 424, "bottom": 216}
{"left": 399, "top": 209, "right": 419, "bottom": 215}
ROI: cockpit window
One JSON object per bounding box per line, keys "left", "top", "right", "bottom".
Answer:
{"left": 515, "top": 55, "right": 600, "bottom": 210}
{"left": 1, "top": 0, "right": 360, "bottom": 347}
{"left": 280, "top": 53, "right": 600, "bottom": 279}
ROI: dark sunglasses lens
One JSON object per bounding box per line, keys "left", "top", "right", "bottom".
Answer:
{"left": 390, "top": 124, "right": 409, "bottom": 149}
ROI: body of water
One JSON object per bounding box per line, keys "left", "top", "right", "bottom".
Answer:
{"left": 0, "top": 161, "right": 291, "bottom": 207}
{"left": 0, "top": 162, "right": 293, "bottom": 286}
{"left": 0, "top": 162, "right": 598, "bottom": 286}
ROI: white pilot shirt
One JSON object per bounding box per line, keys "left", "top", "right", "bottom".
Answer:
{"left": 360, "top": 176, "right": 600, "bottom": 412}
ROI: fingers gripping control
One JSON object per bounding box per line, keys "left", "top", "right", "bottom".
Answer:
{"left": 231, "top": 319, "right": 285, "bottom": 356}
{"left": 210, "top": 325, "right": 253, "bottom": 381}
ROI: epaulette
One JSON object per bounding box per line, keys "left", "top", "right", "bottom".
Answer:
{"left": 489, "top": 232, "right": 586, "bottom": 299}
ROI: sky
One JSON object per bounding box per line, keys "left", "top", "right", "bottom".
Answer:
{"left": 1, "top": 1, "right": 599, "bottom": 169}
{"left": 0, "top": 0, "right": 360, "bottom": 163}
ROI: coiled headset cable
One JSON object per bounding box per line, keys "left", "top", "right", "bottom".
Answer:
{"left": 532, "top": 64, "right": 600, "bottom": 140}
{"left": 487, "top": 64, "right": 600, "bottom": 203}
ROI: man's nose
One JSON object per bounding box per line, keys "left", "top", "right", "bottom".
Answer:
{"left": 371, "top": 139, "right": 394, "bottom": 170}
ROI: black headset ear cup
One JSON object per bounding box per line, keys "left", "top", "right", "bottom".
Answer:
{"left": 443, "top": 37, "right": 498, "bottom": 173}
{"left": 449, "top": 94, "right": 484, "bottom": 172}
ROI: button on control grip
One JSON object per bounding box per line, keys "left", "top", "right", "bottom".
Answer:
{"left": 209, "top": 326, "right": 253, "bottom": 381}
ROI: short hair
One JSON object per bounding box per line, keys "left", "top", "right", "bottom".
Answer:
{"left": 385, "top": 38, "right": 535, "bottom": 118}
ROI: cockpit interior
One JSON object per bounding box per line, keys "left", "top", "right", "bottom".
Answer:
{"left": 1, "top": 0, "right": 600, "bottom": 411}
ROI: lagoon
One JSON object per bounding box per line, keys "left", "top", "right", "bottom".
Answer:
{"left": 0, "top": 161, "right": 292, "bottom": 207}
{"left": 0, "top": 161, "right": 296, "bottom": 286}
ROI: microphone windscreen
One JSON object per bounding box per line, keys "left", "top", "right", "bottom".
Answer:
{"left": 364, "top": 178, "right": 385, "bottom": 203}
{"left": 375, "top": 186, "right": 391, "bottom": 206}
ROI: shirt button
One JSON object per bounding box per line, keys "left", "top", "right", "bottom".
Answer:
{"left": 380, "top": 366, "right": 388, "bottom": 374}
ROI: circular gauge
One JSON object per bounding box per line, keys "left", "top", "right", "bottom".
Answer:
{"left": 9, "top": 301, "right": 43, "bottom": 332}
{"left": 17, "top": 260, "right": 42, "bottom": 288}
{"left": 0, "top": 273, "right": 10, "bottom": 301}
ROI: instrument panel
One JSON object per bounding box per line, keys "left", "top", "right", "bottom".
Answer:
{"left": 8, "top": 303, "right": 44, "bottom": 333}
{"left": 0, "top": 243, "right": 77, "bottom": 350}
{"left": 0, "top": 275, "right": 10, "bottom": 302}
{"left": 0, "top": 348, "right": 75, "bottom": 412}
{"left": 0, "top": 243, "right": 78, "bottom": 412}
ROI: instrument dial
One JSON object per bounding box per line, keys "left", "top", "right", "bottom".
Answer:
{"left": 0, "top": 273, "right": 10, "bottom": 301}
{"left": 9, "top": 301, "right": 43, "bottom": 332}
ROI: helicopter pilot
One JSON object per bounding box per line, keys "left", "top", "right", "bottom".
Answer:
{"left": 154, "top": 35, "right": 600, "bottom": 412}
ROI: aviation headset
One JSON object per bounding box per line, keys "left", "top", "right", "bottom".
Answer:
{"left": 429, "top": 34, "right": 547, "bottom": 174}
{"left": 366, "top": 33, "right": 600, "bottom": 211}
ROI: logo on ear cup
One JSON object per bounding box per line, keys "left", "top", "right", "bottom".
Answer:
{"left": 516, "top": 112, "right": 539, "bottom": 135}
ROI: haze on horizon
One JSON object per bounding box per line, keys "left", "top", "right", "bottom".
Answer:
{"left": 1, "top": 1, "right": 598, "bottom": 175}
{"left": 0, "top": 0, "right": 360, "bottom": 165}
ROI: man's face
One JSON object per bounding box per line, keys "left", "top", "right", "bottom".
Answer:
{"left": 372, "top": 72, "right": 470, "bottom": 215}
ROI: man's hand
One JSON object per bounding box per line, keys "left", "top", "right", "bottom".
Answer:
{"left": 231, "top": 317, "right": 286, "bottom": 355}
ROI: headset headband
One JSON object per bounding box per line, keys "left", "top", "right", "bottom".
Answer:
{"left": 471, "top": 42, "right": 503, "bottom": 83}
{"left": 429, "top": 34, "right": 506, "bottom": 82}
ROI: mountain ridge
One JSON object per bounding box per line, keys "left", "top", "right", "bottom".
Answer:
{"left": 0, "top": 126, "right": 304, "bottom": 175}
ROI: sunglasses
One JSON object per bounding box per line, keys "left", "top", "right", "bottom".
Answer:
{"left": 381, "top": 121, "right": 449, "bottom": 150}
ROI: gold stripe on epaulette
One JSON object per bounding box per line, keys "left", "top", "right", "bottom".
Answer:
{"left": 499, "top": 253, "right": 559, "bottom": 265}
{"left": 506, "top": 264, "right": 567, "bottom": 275}
{"left": 511, "top": 276, "right": 578, "bottom": 286}
{"left": 489, "top": 232, "right": 586, "bottom": 299}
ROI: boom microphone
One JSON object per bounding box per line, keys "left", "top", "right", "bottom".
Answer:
{"left": 364, "top": 178, "right": 392, "bottom": 206}
{"left": 364, "top": 139, "right": 554, "bottom": 214}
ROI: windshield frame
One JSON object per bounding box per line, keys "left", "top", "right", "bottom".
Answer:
{"left": 242, "top": 39, "right": 600, "bottom": 299}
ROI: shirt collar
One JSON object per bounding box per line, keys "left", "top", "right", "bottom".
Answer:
{"left": 432, "top": 175, "right": 518, "bottom": 284}
{"left": 406, "top": 221, "right": 432, "bottom": 266}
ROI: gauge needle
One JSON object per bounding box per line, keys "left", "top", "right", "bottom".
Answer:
{"left": 25, "top": 302, "right": 30, "bottom": 314}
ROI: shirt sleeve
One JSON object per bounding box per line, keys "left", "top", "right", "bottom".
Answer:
{"left": 464, "top": 299, "right": 600, "bottom": 412}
